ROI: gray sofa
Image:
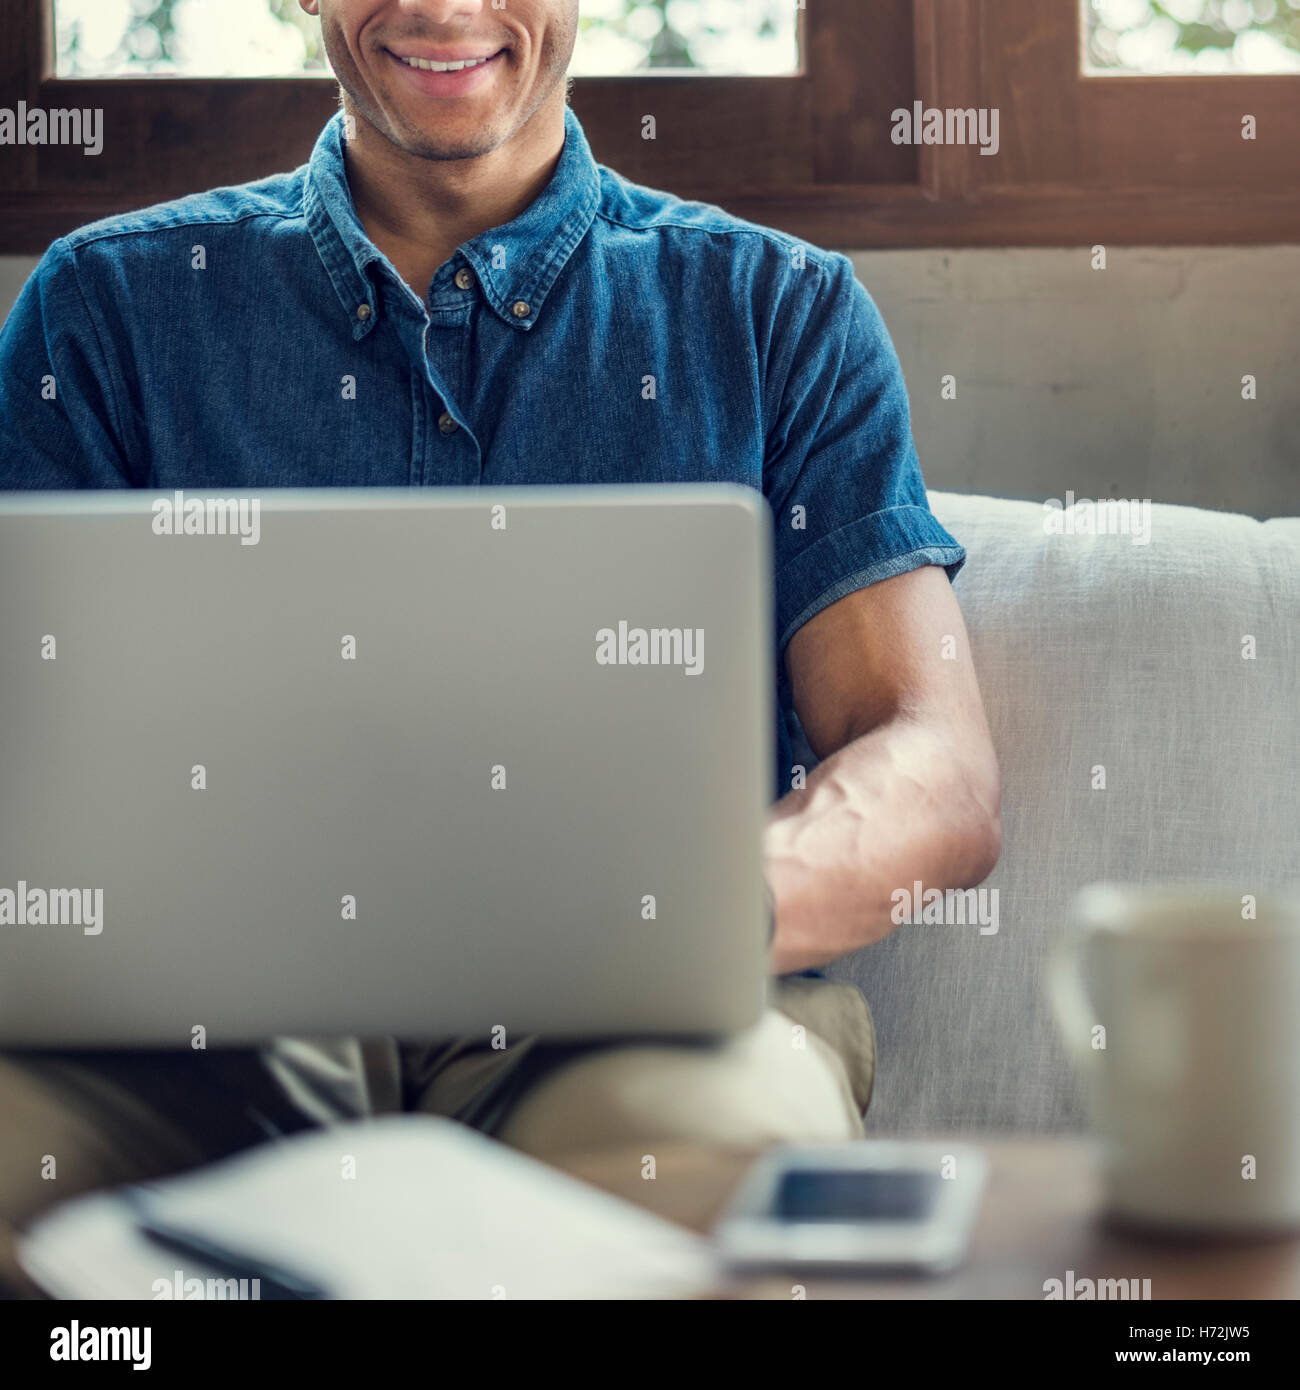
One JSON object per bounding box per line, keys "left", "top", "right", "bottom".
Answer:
{"left": 826, "top": 491, "right": 1300, "bottom": 1134}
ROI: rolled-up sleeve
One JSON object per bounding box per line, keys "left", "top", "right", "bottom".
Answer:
{"left": 763, "top": 252, "right": 964, "bottom": 661}
{"left": 0, "top": 238, "right": 134, "bottom": 489}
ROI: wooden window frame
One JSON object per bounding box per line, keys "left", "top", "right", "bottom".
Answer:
{"left": 1, "top": 0, "right": 1296, "bottom": 254}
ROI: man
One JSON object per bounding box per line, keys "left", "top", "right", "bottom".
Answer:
{"left": 0, "top": 0, "right": 1000, "bottom": 1291}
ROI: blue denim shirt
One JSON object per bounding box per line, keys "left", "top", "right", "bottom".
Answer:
{"left": 0, "top": 105, "right": 964, "bottom": 795}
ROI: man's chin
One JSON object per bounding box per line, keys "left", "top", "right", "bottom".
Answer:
{"left": 392, "top": 125, "right": 505, "bottom": 163}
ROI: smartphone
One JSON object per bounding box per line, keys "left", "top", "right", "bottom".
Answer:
{"left": 714, "top": 1141, "right": 987, "bottom": 1275}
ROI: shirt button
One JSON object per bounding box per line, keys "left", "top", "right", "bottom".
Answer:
{"left": 454, "top": 267, "right": 475, "bottom": 291}
{"left": 511, "top": 300, "right": 531, "bottom": 319}
{"left": 438, "top": 412, "right": 459, "bottom": 436}
{"left": 356, "top": 303, "right": 372, "bottom": 321}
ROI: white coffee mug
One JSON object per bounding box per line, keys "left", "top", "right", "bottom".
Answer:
{"left": 1051, "top": 883, "right": 1300, "bottom": 1233}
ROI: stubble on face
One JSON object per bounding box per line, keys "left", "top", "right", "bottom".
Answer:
{"left": 317, "top": 2, "right": 577, "bottom": 163}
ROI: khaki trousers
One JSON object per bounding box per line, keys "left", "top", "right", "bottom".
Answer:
{"left": 0, "top": 977, "right": 874, "bottom": 1297}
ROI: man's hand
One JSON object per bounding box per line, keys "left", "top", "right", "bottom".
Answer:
{"left": 766, "top": 564, "right": 1001, "bottom": 975}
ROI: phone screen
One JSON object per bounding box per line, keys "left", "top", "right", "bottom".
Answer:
{"left": 774, "top": 1169, "right": 942, "bottom": 1223}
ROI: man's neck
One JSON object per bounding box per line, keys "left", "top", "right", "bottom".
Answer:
{"left": 343, "top": 99, "right": 567, "bottom": 305}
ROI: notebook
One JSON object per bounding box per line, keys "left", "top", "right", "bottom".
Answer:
{"left": 19, "top": 1115, "right": 717, "bottom": 1300}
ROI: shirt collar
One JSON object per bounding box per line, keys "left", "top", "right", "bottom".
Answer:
{"left": 304, "top": 106, "right": 602, "bottom": 339}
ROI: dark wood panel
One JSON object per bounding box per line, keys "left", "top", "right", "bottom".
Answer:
{"left": 22, "top": 78, "right": 338, "bottom": 196}
{"left": 978, "top": 0, "right": 1300, "bottom": 190}
{"left": 914, "top": 0, "right": 984, "bottom": 199}
{"left": 1078, "top": 77, "right": 1300, "bottom": 188}
{"left": 975, "top": 0, "right": 1083, "bottom": 186}
{"left": 810, "top": 0, "right": 918, "bottom": 185}
{"left": 567, "top": 77, "right": 814, "bottom": 190}
{"left": 694, "top": 183, "right": 1300, "bottom": 248}
{"left": 0, "top": 0, "right": 42, "bottom": 194}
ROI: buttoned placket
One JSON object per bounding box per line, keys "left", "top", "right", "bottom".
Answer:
{"left": 416, "top": 261, "right": 481, "bottom": 487}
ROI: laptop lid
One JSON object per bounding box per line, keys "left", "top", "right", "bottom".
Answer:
{"left": 0, "top": 486, "right": 771, "bottom": 1044}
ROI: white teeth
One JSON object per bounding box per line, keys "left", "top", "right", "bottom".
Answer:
{"left": 399, "top": 54, "right": 493, "bottom": 73}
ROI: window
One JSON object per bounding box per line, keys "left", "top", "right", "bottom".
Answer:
{"left": 55, "top": 0, "right": 329, "bottom": 78}
{"left": 3, "top": 0, "right": 1297, "bottom": 254}
{"left": 572, "top": 0, "right": 799, "bottom": 75}
{"left": 1086, "top": 0, "right": 1300, "bottom": 75}
{"left": 53, "top": 0, "right": 799, "bottom": 78}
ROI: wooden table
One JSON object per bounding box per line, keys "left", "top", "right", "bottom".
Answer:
{"left": 551, "top": 1136, "right": 1300, "bottom": 1299}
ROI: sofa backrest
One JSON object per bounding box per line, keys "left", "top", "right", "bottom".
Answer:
{"left": 830, "top": 491, "right": 1300, "bottom": 1133}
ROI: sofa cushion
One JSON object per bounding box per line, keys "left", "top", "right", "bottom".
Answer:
{"left": 828, "top": 492, "right": 1300, "bottom": 1133}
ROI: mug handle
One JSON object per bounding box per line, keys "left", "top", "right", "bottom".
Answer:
{"left": 1047, "top": 932, "right": 1099, "bottom": 1068}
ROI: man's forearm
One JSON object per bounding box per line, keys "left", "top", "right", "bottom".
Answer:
{"left": 764, "top": 714, "right": 1001, "bottom": 974}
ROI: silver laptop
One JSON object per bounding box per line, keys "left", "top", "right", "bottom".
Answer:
{"left": 0, "top": 487, "right": 771, "bottom": 1045}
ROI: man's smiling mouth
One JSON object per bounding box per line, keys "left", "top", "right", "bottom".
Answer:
{"left": 391, "top": 50, "right": 504, "bottom": 73}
